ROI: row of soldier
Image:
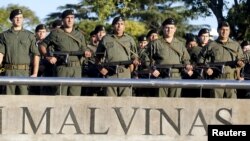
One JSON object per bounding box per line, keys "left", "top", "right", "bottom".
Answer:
{"left": 0, "top": 9, "right": 249, "bottom": 98}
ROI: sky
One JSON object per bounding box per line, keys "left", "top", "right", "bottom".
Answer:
{"left": 1, "top": 0, "right": 80, "bottom": 22}
{"left": 1, "top": 0, "right": 219, "bottom": 35}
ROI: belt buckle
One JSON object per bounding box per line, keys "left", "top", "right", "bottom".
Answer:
{"left": 118, "top": 66, "right": 124, "bottom": 73}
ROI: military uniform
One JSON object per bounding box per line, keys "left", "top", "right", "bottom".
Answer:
{"left": 96, "top": 33, "right": 138, "bottom": 96}
{"left": 0, "top": 9, "right": 40, "bottom": 95}
{"left": 40, "top": 27, "right": 87, "bottom": 96}
{"left": 148, "top": 37, "right": 190, "bottom": 97}
{"left": 0, "top": 28, "right": 39, "bottom": 95}
{"left": 200, "top": 38, "right": 244, "bottom": 98}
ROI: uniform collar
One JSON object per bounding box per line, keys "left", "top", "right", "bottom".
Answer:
{"left": 216, "top": 38, "right": 234, "bottom": 44}
{"left": 10, "top": 26, "right": 24, "bottom": 32}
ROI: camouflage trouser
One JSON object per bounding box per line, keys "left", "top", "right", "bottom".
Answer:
{"left": 5, "top": 69, "right": 29, "bottom": 95}
{"left": 106, "top": 66, "right": 132, "bottom": 97}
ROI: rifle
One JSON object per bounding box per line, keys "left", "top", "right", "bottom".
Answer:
{"left": 195, "top": 61, "right": 237, "bottom": 79}
{"left": 152, "top": 63, "right": 186, "bottom": 78}
{"left": 48, "top": 51, "right": 83, "bottom": 65}
{"left": 98, "top": 60, "right": 134, "bottom": 76}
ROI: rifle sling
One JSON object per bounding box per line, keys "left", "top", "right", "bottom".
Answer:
{"left": 114, "top": 36, "right": 138, "bottom": 58}
{"left": 58, "top": 29, "right": 83, "bottom": 49}
{"left": 221, "top": 45, "right": 240, "bottom": 58}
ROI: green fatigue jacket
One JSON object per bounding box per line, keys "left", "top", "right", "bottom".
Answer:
{"left": 148, "top": 38, "right": 190, "bottom": 65}
{"left": 200, "top": 38, "right": 244, "bottom": 98}
{"left": 40, "top": 28, "right": 87, "bottom": 62}
{"left": 96, "top": 33, "right": 138, "bottom": 97}
{"left": 187, "top": 46, "right": 202, "bottom": 64}
{"left": 96, "top": 33, "right": 138, "bottom": 63}
{"left": 200, "top": 38, "right": 244, "bottom": 64}
{"left": 39, "top": 28, "right": 87, "bottom": 96}
{"left": 147, "top": 37, "right": 190, "bottom": 97}
{"left": 0, "top": 28, "right": 39, "bottom": 65}
{"left": 0, "top": 28, "right": 40, "bottom": 95}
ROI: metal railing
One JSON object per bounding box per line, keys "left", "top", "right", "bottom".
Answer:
{"left": 0, "top": 76, "right": 249, "bottom": 89}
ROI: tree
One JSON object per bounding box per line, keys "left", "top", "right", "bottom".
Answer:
{"left": 0, "top": 4, "right": 40, "bottom": 32}
{"left": 45, "top": 0, "right": 200, "bottom": 38}
{"left": 182, "top": 0, "right": 250, "bottom": 40}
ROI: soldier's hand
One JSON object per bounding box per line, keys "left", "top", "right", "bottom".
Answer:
{"left": 237, "top": 60, "right": 245, "bottom": 68}
{"left": 151, "top": 69, "right": 160, "bottom": 77}
{"left": 99, "top": 67, "right": 108, "bottom": 76}
{"left": 46, "top": 56, "right": 57, "bottom": 64}
{"left": 30, "top": 74, "right": 38, "bottom": 77}
{"left": 133, "top": 58, "right": 140, "bottom": 66}
{"left": 185, "top": 64, "right": 193, "bottom": 71}
{"left": 206, "top": 68, "right": 213, "bottom": 76}
{"left": 85, "top": 51, "right": 92, "bottom": 58}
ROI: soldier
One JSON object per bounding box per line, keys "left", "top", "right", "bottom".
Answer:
{"left": 134, "top": 35, "right": 158, "bottom": 97}
{"left": 237, "top": 40, "right": 250, "bottom": 98}
{"left": 185, "top": 34, "right": 201, "bottom": 64}
{"left": 198, "top": 28, "right": 211, "bottom": 48}
{"left": 0, "top": 9, "right": 40, "bottom": 95}
{"left": 146, "top": 29, "right": 159, "bottom": 42}
{"left": 182, "top": 34, "right": 202, "bottom": 97}
{"left": 199, "top": 21, "right": 244, "bottom": 98}
{"left": 50, "top": 19, "right": 62, "bottom": 30}
{"left": 82, "top": 26, "right": 106, "bottom": 96}
{"left": 95, "top": 16, "right": 139, "bottom": 97}
{"left": 39, "top": 9, "right": 91, "bottom": 96}
{"left": 29, "top": 24, "right": 48, "bottom": 95}
{"left": 147, "top": 18, "right": 191, "bottom": 97}
{"left": 95, "top": 25, "right": 107, "bottom": 42}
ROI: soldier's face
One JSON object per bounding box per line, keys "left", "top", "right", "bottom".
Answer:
{"left": 63, "top": 15, "right": 75, "bottom": 28}
{"left": 12, "top": 14, "right": 23, "bottom": 27}
{"left": 149, "top": 33, "right": 158, "bottom": 41}
{"left": 96, "top": 30, "right": 106, "bottom": 41}
{"left": 139, "top": 40, "right": 148, "bottom": 49}
{"left": 36, "top": 29, "right": 47, "bottom": 40}
{"left": 163, "top": 24, "right": 176, "bottom": 38}
{"left": 218, "top": 26, "right": 230, "bottom": 40}
{"left": 113, "top": 21, "right": 125, "bottom": 36}
{"left": 199, "top": 33, "right": 210, "bottom": 44}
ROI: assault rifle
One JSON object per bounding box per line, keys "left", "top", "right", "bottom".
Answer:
{"left": 98, "top": 60, "right": 134, "bottom": 76}
{"left": 48, "top": 51, "right": 83, "bottom": 65}
{"left": 195, "top": 60, "right": 238, "bottom": 79}
{"left": 152, "top": 63, "right": 187, "bottom": 78}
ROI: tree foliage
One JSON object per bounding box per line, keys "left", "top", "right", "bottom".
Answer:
{"left": 0, "top": 4, "right": 40, "bottom": 32}
{"left": 182, "top": 0, "right": 250, "bottom": 40}
{"left": 45, "top": 0, "right": 199, "bottom": 38}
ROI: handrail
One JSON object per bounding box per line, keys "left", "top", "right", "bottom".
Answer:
{"left": 0, "top": 76, "right": 249, "bottom": 89}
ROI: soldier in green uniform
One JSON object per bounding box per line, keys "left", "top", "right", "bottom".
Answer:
{"left": 182, "top": 34, "right": 202, "bottom": 97}
{"left": 0, "top": 9, "right": 40, "bottom": 95}
{"left": 39, "top": 9, "right": 91, "bottom": 96}
{"left": 29, "top": 24, "right": 48, "bottom": 95}
{"left": 146, "top": 29, "right": 159, "bottom": 42}
{"left": 147, "top": 18, "right": 191, "bottom": 97}
{"left": 134, "top": 35, "right": 158, "bottom": 97}
{"left": 95, "top": 16, "right": 139, "bottom": 97}
{"left": 199, "top": 21, "right": 244, "bottom": 98}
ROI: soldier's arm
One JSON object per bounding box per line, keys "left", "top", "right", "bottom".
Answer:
{"left": 31, "top": 55, "right": 40, "bottom": 77}
{"left": 0, "top": 53, "right": 3, "bottom": 65}
{"left": 0, "top": 34, "right": 5, "bottom": 65}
